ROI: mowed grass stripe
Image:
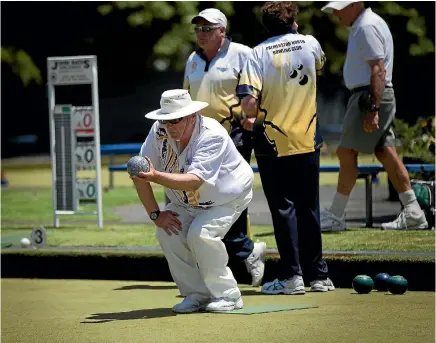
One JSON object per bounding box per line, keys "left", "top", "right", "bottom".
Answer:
{"left": 1, "top": 224, "right": 434, "bottom": 252}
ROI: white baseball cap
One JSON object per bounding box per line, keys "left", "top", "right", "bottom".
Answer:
{"left": 145, "top": 89, "right": 208, "bottom": 121}
{"left": 321, "top": 1, "right": 359, "bottom": 14}
{"left": 191, "top": 8, "right": 227, "bottom": 28}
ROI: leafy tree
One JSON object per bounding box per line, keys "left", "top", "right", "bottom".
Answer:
{"left": 393, "top": 116, "right": 435, "bottom": 163}
{"left": 256, "top": 1, "right": 435, "bottom": 73}
{"left": 96, "top": 1, "right": 235, "bottom": 71}
{"left": 1, "top": 46, "right": 42, "bottom": 86}
{"left": 3, "top": 1, "right": 434, "bottom": 86}
{"left": 98, "top": 1, "right": 435, "bottom": 74}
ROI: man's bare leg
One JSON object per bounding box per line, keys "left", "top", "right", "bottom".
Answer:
{"left": 328, "top": 147, "right": 359, "bottom": 218}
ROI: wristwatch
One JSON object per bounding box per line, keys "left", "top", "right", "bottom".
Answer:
{"left": 369, "top": 104, "right": 380, "bottom": 113}
{"left": 150, "top": 210, "right": 161, "bottom": 221}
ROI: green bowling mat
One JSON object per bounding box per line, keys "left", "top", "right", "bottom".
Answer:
{"left": 214, "top": 304, "right": 318, "bottom": 315}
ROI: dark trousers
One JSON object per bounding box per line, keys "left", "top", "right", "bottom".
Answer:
{"left": 223, "top": 126, "right": 255, "bottom": 262}
{"left": 256, "top": 150, "right": 328, "bottom": 282}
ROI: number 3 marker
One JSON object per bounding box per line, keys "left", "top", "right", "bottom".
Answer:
{"left": 31, "top": 227, "right": 47, "bottom": 247}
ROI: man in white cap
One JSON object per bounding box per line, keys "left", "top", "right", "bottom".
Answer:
{"left": 131, "top": 89, "right": 254, "bottom": 313}
{"left": 320, "top": 2, "right": 428, "bottom": 231}
{"left": 183, "top": 8, "right": 267, "bottom": 287}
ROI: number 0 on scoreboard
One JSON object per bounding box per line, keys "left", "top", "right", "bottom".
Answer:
{"left": 77, "top": 179, "right": 97, "bottom": 201}
{"left": 74, "top": 108, "right": 95, "bottom": 138}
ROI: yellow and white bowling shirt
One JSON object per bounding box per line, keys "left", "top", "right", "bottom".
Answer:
{"left": 237, "top": 33, "right": 326, "bottom": 157}
{"left": 140, "top": 115, "right": 254, "bottom": 209}
{"left": 183, "top": 38, "right": 252, "bottom": 132}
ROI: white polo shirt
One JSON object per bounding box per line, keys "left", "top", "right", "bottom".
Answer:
{"left": 140, "top": 115, "right": 254, "bottom": 209}
{"left": 183, "top": 38, "right": 252, "bottom": 132}
{"left": 343, "top": 8, "right": 394, "bottom": 90}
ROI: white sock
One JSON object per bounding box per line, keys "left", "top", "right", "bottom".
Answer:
{"left": 329, "top": 192, "right": 349, "bottom": 218}
{"left": 399, "top": 190, "right": 422, "bottom": 214}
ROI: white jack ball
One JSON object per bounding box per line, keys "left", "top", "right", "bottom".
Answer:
{"left": 20, "top": 237, "right": 31, "bottom": 248}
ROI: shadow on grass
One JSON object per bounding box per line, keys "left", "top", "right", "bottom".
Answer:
{"left": 253, "top": 232, "right": 274, "bottom": 238}
{"left": 82, "top": 308, "right": 176, "bottom": 323}
{"left": 175, "top": 289, "right": 261, "bottom": 298}
{"left": 113, "top": 284, "right": 178, "bottom": 291}
{"left": 349, "top": 292, "right": 396, "bottom": 295}
{"left": 241, "top": 290, "right": 262, "bottom": 296}
{"left": 346, "top": 214, "right": 397, "bottom": 224}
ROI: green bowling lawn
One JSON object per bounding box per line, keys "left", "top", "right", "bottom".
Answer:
{"left": 1, "top": 223, "right": 435, "bottom": 252}
{"left": 2, "top": 279, "right": 434, "bottom": 343}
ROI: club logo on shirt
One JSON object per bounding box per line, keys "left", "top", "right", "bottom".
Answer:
{"left": 191, "top": 61, "right": 197, "bottom": 73}
{"left": 289, "top": 64, "right": 309, "bottom": 85}
{"left": 162, "top": 140, "right": 168, "bottom": 160}
{"left": 157, "top": 128, "right": 167, "bottom": 139}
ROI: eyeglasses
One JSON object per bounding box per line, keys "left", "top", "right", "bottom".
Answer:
{"left": 194, "top": 25, "right": 220, "bottom": 33}
{"left": 158, "top": 117, "right": 184, "bottom": 125}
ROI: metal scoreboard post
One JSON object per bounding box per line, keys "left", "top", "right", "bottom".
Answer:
{"left": 47, "top": 55, "right": 103, "bottom": 228}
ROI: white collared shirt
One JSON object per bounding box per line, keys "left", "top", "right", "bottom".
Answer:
{"left": 183, "top": 38, "right": 252, "bottom": 132}
{"left": 140, "top": 115, "right": 254, "bottom": 209}
{"left": 343, "top": 8, "right": 394, "bottom": 90}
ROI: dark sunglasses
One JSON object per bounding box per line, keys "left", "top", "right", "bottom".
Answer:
{"left": 194, "top": 25, "right": 220, "bottom": 33}
{"left": 158, "top": 117, "right": 184, "bottom": 125}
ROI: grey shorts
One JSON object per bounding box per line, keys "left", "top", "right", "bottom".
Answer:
{"left": 339, "top": 87, "right": 396, "bottom": 154}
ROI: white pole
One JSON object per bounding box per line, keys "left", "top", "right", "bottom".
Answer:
{"left": 47, "top": 79, "right": 59, "bottom": 228}
{"left": 91, "top": 57, "right": 104, "bottom": 228}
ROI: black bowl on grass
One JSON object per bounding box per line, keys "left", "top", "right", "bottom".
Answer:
{"left": 374, "top": 273, "right": 391, "bottom": 292}
{"left": 388, "top": 275, "right": 408, "bottom": 295}
{"left": 352, "top": 275, "right": 374, "bottom": 294}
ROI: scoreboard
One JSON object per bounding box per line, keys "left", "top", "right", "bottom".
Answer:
{"left": 47, "top": 56, "right": 103, "bottom": 228}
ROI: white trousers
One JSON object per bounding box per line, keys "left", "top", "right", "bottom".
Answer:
{"left": 156, "top": 190, "right": 252, "bottom": 299}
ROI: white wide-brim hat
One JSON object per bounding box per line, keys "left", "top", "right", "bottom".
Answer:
{"left": 321, "top": 1, "right": 359, "bottom": 14}
{"left": 145, "top": 89, "right": 209, "bottom": 121}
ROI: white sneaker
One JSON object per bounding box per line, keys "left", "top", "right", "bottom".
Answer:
{"left": 310, "top": 278, "right": 335, "bottom": 292}
{"left": 244, "top": 241, "right": 266, "bottom": 287}
{"left": 381, "top": 209, "right": 428, "bottom": 230}
{"left": 320, "top": 208, "right": 346, "bottom": 232}
{"left": 172, "top": 294, "right": 210, "bottom": 313}
{"left": 261, "top": 276, "right": 305, "bottom": 295}
{"left": 204, "top": 297, "right": 243, "bottom": 312}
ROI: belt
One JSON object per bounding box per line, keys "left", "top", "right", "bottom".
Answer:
{"left": 350, "top": 85, "right": 393, "bottom": 95}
